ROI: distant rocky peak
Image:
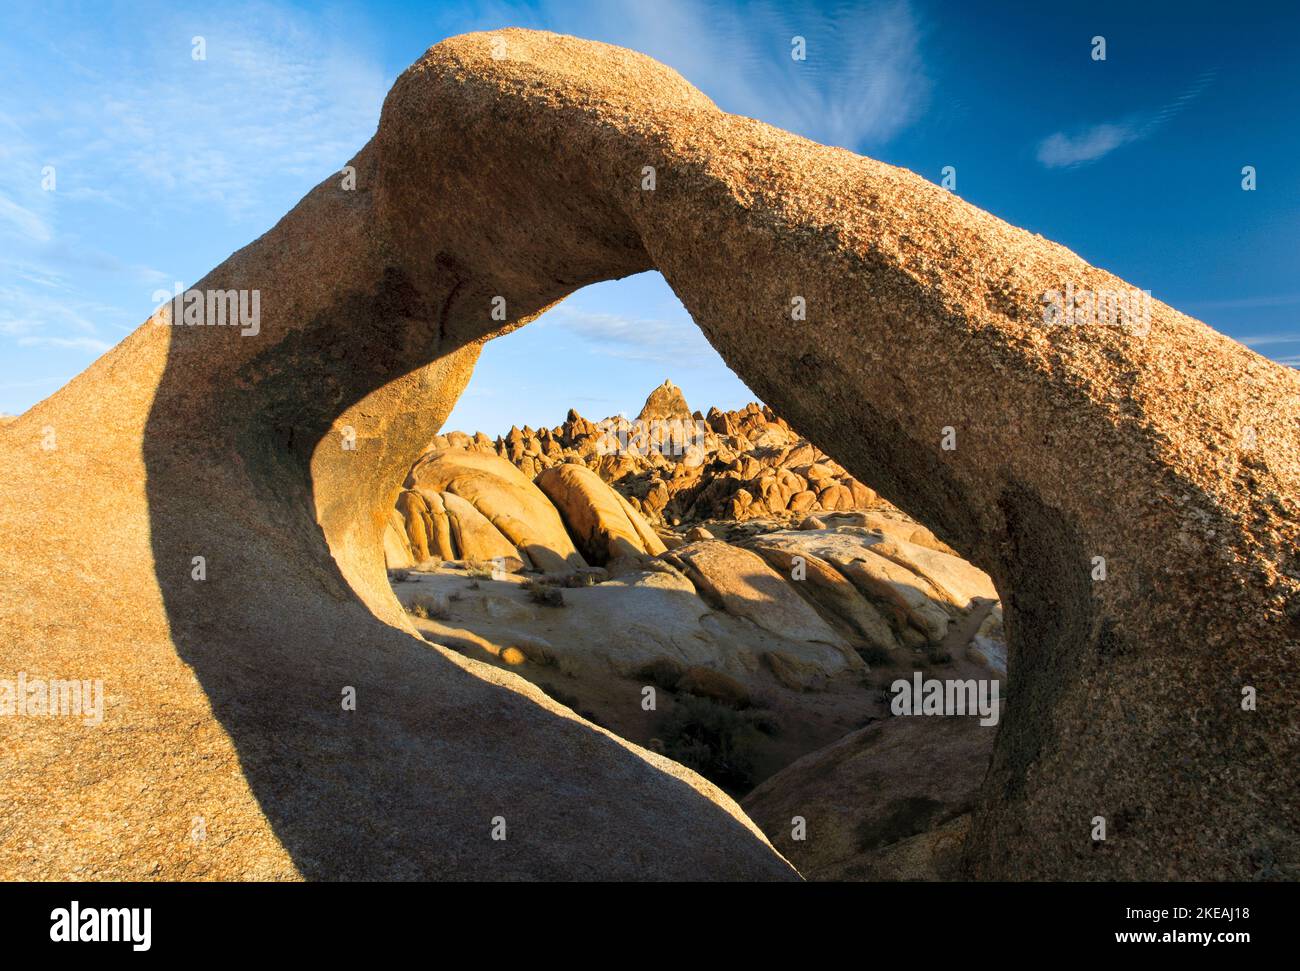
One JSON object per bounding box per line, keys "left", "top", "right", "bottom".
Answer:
{"left": 636, "top": 379, "right": 692, "bottom": 423}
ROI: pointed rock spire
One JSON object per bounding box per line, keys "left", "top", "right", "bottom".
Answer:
{"left": 637, "top": 379, "right": 692, "bottom": 423}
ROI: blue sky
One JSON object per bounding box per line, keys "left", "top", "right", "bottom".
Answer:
{"left": 2, "top": 0, "right": 1297, "bottom": 434}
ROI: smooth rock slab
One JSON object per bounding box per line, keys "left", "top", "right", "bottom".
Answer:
{"left": 535, "top": 462, "right": 666, "bottom": 565}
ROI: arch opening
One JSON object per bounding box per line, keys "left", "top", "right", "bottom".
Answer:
{"left": 378, "top": 272, "right": 1012, "bottom": 880}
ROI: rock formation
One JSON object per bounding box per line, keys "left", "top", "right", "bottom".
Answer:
{"left": 387, "top": 388, "right": 998, "bottom": 697}
{"left": 637, "top": 379, "right": 694, "bottom": 423}
{"left": 440, "top": 390, "right": 880, "bottom": 523}
{"left": 402, "top": 447, "right": 585, "bottom": 572}
{"left": 534, "top": 462, "right": 666, "bottom": 565}
{"left": 745, "top": 521, "right": 997, "bottom": 654}
{"left": 660, "top": 539, "right": 864, "bottom": 689}
{"left": 1, "top": 29, "right": 1296, "bottom": 880}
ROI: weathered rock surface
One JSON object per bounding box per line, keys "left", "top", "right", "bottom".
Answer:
{"left": 396, "top": 381, "right": 904, "bottom": 579}
{"left": 747, "top": 540, "right": 900, "bottom": 655}
{"left": 661, "top": 540, "right": 862, "bottom": 688}
{"left": 440, "top": 491, "right": 528, "bottom": 568}
{"left": 742, "top": 711, "right": 999, "bottom": 880}
{"left": 407, "top": 447, "right": 584, "bottom": 573}
{"left": 744, "top": 528, "right": 996, "bottom": 649}
{"left": 1, "top": 28, "right": 1296, "bottom": 880}
{"left": 458, "top": 382, "right": 882, "bottom": 524}
{"left": 395, "top": 564, "right": 862, "bottom": 692}
{"left": 535, "top": 462, "right": 666, "bottom": 565}
{"left": 637, "top": 378, "right": 693, "bottom": 423}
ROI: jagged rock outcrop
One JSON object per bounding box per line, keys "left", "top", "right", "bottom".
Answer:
{"left": 394, "top": 384, "right": 902, "bottom": 573}
{"left": 637, "top": 378, "right": 693, "bottom": 423}
{"left": 1, "top": 29, "right": 1296, "bottom": 881}
{"left": 460, "top": 386, "right": 881, "bottom": 524}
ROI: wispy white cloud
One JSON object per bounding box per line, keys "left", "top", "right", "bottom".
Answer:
{"left": 543, "top": 304, "right": 716, "bottom": 366}
{"left": 1036, "top": 124, "right": 1136, "bottom": 169}
{"left": 1037, "top": 70, "right": 1216, "bottom": 169}
{"left": 0, "top": 279, "right": 132, "bottom": 339}
{"left": 0, "top": 193, "right": 52, "bottom": 243}
{"left": 23, "top": 6, "right": 389, "bottom": 221}
{"left": 1187, "top": 294, "right": 1300, "bottom": 314}
{"left": 480, "top": 0, "right": 930, "bottom": 149}
{"left": 0, "top": 376, "right": 64, "bottom": 391}
{"left": 0, "top": 1, "right": 389, "bottom": 409}
{"left": 1239, "top": 334, "right": 1300, "bottom": 348}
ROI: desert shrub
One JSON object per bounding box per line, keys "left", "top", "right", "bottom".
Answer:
{"left": 533, "top": 570, "right": 598, "bottom": 589}
{"left": 677, "top": 666, "right": 751, "bottom": 708}
{"left": 745, "top": 707, "right": 782, "bottom": 737}
{"left": 464, "top": 559, "right": 498, "bottom": 579}
{"left": 406, "top": 593, "right": 451, "bottom": 621}
{"left": 522, "top": 579, "right": 565, "bottom": 608}
{"left": 924, "top": 644, "right": 953, "bottom": 665}
{"left": 658, "top": 695, "right": 767, "bottom": 792}
{"left": 387, "top": 568, "right": 411, "bottom": 583}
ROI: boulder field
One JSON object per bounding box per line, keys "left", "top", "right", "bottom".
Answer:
{"left": 384, "top": 392, "right": 1003, "bottom": 701}
{"left": 0, "top": 29, "right": 1296, "bottom": 880}
{"left": 453, "top": 389, "right": 882, "bottom": 523}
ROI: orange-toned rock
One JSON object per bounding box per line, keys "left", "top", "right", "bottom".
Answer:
{"left": 408, "top": 447, "right": 584, "bottom": 573}
{"left": 440, "top": 491, "right": 527, "bottom": 569}
{"left": 747, "top": 540, "right": 899, "bottom": 655}
{"left": 637, "top": 378, "right": 693, "bottom": 423}
{"left": 817, "top": 484, "right": 853, "bottom": 511}
{"left": 535, "top": 462, "right": 666, "bottom": 564}
{"left": 661, "top": 540, "right": 863, "bottom": 685}
{"left": 396, "top": 490, "right": 433, "bottom": 562}
{"left": 411, "top": 488, "right": 456, "bottom": 560}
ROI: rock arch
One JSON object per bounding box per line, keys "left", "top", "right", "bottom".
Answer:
{"left": 0, "top": 29, "right": 1296, "bottom": 880}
